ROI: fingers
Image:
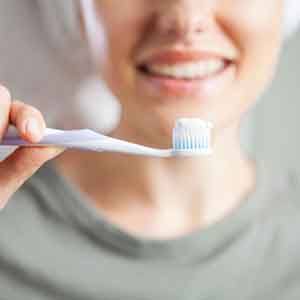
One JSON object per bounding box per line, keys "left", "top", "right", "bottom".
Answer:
{"left": 0, "top": 85, "right": 12, "bottom": 139}
{"left": 9, "top": 99, "right": 46, "bottom": 143}
{"left": 0, "top": 146, "right": 64, "bottom": 209}
{"left": 0, "top": 85, "right": 66, "bottom": 210}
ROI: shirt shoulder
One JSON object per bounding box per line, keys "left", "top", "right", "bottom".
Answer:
{"left": 0, "top": 163, "right": 69, "bottom": 251}
{"left": 256, "top": 164, "right": 300, "bottom": 259}
{"left": 270, "top": 166, "right": 300, "bottom": 224}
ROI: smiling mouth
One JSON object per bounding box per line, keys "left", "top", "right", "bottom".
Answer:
{"left": 137, "top": 59, "right": 232, "bottom": 81}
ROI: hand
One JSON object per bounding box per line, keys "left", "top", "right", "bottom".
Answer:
{"left": 0, "top": 85, "right": 65, "bottom": 210}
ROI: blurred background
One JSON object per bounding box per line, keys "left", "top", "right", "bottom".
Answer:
{"left": 0, "top": 0, "right": 299, "bottom": 187}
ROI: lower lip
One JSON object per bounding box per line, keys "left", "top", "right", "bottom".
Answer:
{"left": 137, "top": 62, "right": 236, "bottom": 100}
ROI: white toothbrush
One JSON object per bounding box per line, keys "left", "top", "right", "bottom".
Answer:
{"left": 0, "top": 118, "right": 213, "bottom": 158}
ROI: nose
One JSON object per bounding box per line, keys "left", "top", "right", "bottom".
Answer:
{"left": 154, "top": 1, "right": 213, "bottom": 39}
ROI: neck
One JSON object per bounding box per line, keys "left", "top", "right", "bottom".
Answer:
{"left": 54, "top": 120, "right": 256, "bottom": 238}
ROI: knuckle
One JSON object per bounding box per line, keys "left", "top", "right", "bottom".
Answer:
{"left": 10, "top": 99, "right": 25, "bottom": 120}
{"left": 20, "top": 103, "right": 43, "bottom": 122}
{"left": 19, "top": 103, "right": 33, "bottom": 115}
{"left": 10, "top": 101, "right": 45, "bottom": 129}
{"left": 14, "top": 105, "right": 31, "bottom": 121}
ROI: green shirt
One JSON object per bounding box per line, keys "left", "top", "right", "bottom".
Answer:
{"left": 0, "top": 158, "right": 300, "bottom": 299}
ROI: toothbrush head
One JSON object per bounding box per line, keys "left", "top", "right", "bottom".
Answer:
{"left": 172, "top": 118, "right": 213, "bottom": 156}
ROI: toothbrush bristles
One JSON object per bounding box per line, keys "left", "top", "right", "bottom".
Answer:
{"left": 172, "top": 118, "right": 213, "bottom": 155}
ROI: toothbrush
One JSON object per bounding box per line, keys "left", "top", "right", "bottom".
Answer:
{"left": 0, "top": 118, "right": 213, "bottom": 158}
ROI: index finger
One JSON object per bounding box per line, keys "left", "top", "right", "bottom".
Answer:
{"left": 0, "top": 85, "right": 12, "bottom": 140}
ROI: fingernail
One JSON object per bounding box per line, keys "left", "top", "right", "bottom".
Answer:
{"left": 25, "top": 118, "right": 41, "bottom": 140}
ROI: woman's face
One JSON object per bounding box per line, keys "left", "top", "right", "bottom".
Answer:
{"left": 86, "top": 0, "right": 284, "bottom": 145}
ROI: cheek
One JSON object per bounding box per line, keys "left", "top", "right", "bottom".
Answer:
{"left": 220, "top": 0, "right": 283, "bottom": 90}
{"left": 96, "top": 5, "right": 149, "bottom": 102}
{"left": 220, "top": 0, "right": 283, "bottom": 37}
{"left": 208, "top": 1, "right": 284, "bottom": 131}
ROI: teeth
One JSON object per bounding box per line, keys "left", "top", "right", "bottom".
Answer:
{"left": 147, "top": 60, "right": 225, "bottom": 79}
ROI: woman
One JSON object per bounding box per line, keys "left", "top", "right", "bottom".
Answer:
{"left": 0, "top": 0, "right": 300, "bottom": 299}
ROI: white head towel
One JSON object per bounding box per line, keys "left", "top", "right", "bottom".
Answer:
{"left": 284, "top": 0, "right": 300, "bottom": 37}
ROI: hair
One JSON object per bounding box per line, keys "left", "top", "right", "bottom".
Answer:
{"left": 35, "top": 0, "right": 300, "bottom": 132}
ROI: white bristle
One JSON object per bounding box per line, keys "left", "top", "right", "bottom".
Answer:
{"left": 172, "top": 118, "right": 213, "bottom": 155}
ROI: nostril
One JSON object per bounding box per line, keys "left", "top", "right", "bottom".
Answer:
{"left": 154, "top": 7, "right": 188, "bottom": 38}
{"left": 191, "top": 16, "right": 210, "bottom": 34}
{"left": 154, "top": 5, "right": 211, "bottom": 38}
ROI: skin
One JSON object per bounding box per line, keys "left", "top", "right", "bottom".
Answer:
{"left": 0, "top": 91, "right": 64, "bottom": 209}
{"left": 0, "top": 0, "right": 285, "bottom": 239}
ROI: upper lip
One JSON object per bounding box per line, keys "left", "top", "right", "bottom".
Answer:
{"left": 137, "top": 48, "right": 236, "bottom": 67}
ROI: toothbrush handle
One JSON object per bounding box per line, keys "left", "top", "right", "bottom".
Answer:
{"left": 0, "top": 126, "right": 170, "bottom": 157}
{"left": 0, "top": 126, "right": 65, "bottom": 147}
{"left": 0, "top": 126, "right": 106, "bottom": 153}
